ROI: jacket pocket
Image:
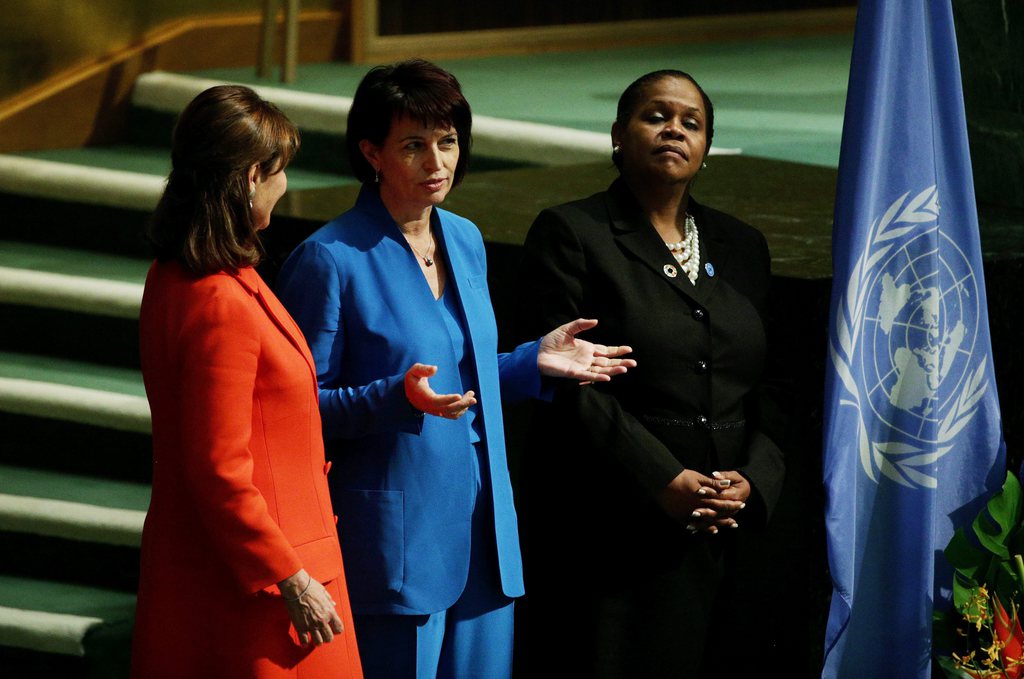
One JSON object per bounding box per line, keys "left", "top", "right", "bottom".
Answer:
{"left": 335, "top": 489, "right": 404, "bottom": 596}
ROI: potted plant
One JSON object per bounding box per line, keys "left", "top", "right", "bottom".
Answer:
{"left": 935, "top": 472, "right": 1024, "bottom": 677}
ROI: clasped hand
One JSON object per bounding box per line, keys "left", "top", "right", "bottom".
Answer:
{"left": 656, "top": 469, "right": 750, "bottom": 534}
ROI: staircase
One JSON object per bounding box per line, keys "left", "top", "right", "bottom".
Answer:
{"left": 0, "top": 72, "right": 353, "bottom": 678}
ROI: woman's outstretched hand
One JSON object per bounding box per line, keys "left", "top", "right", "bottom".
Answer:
{"left": 279, "top": 569, "right": 344, "bottom": 646}
{"left": 404, "top": 363, "right": 477, "bottom": 419}
{"left": 538, "top": 319, "right": 635, "bottom": 383}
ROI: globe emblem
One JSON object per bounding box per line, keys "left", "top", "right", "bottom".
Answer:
{"left": 859, "top": 227, "right": 979, "bottom": 443}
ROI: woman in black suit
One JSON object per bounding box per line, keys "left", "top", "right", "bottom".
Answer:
{"left": 515, "top": 70, "right": 786, "bottom": 677}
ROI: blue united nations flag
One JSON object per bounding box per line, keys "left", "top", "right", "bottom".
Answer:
{"left": 822, "top": 1, "right": 1006, "bottom": 677}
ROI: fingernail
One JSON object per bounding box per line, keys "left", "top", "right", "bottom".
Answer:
{"left": 718, "top": 479, "right": 731, "bottom": 488}
{"left": 691, "top": 511, "right": 702, "bottom": 518}
{"left": 685, "top": 524, "right": 695, "bottom": 531}
{"left": 709, "top": 526, "right": 719, "bottom": 534}
{"left": 712, "top": 471, "right": 723, "bottom": 478}
{"left": 730, "top": 522, "right": 739, "bottom": 529}
{"left": 697, "top": 488, "right": 707, "bottom": 496}
{"left": 739, "top": 502, "right": 746, "bottom": 509}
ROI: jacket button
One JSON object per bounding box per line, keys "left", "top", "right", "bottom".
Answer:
{"left": 324, "top": 461, "right": 332, "bottom": 475}
{"left": 692, "top": 308, "right": 706, "bottom": 321}
{"left": 696, "top": 414, "right": 709, "bottom": 428}
{"left": 694, "top": 360, "right": 708, "bottom": 374}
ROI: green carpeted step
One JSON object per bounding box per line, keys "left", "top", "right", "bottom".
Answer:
{"left": 0, "top": 242, "right": 146, "bottom": 368}
{"left": 0, "top": 303, "right": 141, "bottom": 370}
{"left": 11, "top": 145, "right": 358, "bottom": 192}
{"left": 0, "top": 575, "right": 135, "bottom": 657}
{"left": 17, "top": 146, "right": 171, "bottom": 178}
{"left": 0, "top": 411, "right": 151, "bottom": 484}
{"left": 183, "top": 33, "right": 852, "bottom": 168}
{"left": 0, "top": 192, "right": 154, "bottom": 259}
{"left": 132, "top": 71, "right": 612, "bottom": 169}
{"left": 0, "top": 352, "right": 148, "bottom": 434}
{"left": 0, "top": 241, "right": 150, "bottom": 285}
{"left": 0, "top": 149, "right": 355, "bottom": 241}
{"left": 0, "top": 153, "right": 163, "bottom": 211}
{"left": 0, "top": 241, "right": 146, "bottom": 320}
{"left": 0, "top": 353, "right": 144, "bottom": 398}
{"left": 0, "top": 464, "right": 148, "bottom": 512}
{"left": 0, "top": 464, "right": 148, "bottom": 547}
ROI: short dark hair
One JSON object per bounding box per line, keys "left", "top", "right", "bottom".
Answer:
{"left": 149, "top": 85, "right": 299, "bottom": 276}
{"left": 613, "top": 70, "right": 714, "bottom": 170}
{"left": 346, "top": 59, "right": 472, "bottom": 186}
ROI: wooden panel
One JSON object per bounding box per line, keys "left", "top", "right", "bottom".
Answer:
{"left": 350, "top": 5, "right": 856, "bottom": 64}
{"left": 375, "top": 0, "right": 854, "bottom": 35}
{"left": 0, "top": 10, "right": 345, "bottom": 154}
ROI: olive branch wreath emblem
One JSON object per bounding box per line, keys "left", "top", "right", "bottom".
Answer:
{"left": 829, "top": 185, "right": 989, "bottom": 489}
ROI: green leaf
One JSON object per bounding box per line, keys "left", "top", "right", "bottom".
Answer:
{"left": 935, "top": 655, "right": 978, "bottom": 679}
{"left": 952, "top": 571, "right": 981, "bottom": 614}
{"left": 993, "top": 560, "right": 1021, "bottom": 613}
{"left": 945, "top": 527, "right": 988, "bottom": 581}
{"left": 972, "top": 472, "right": 1024, "bottom": 559}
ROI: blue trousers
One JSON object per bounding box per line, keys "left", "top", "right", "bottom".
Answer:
{"left": 354, "top": 444, "right": 514, "bottom": 679}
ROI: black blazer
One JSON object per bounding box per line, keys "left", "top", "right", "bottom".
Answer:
{"left": 516, "top": 178, "right": 785, "bottom": 574}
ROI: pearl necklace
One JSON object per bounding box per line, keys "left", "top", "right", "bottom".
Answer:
{"left": 664, "top": 213, "right": 700, "bottom": 285}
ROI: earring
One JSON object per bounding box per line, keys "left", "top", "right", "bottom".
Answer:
{"left": 701, "top": 161, "right": 708, "bottom": 169}
{"left": 248, "top": 187, "right": 255, "bottom": 209}
{"left": 375, "top": 168, "right": 381, "bottom": 184}
{"left": 612, "top": 145, "right": 621, "bottom": 154}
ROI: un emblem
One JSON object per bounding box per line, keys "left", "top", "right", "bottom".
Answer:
{"left": 830, "top": 186, "right": 989, "bottom": 489}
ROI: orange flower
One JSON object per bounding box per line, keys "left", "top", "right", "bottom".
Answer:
{"left": 993, "top": 597, "right": 1024, "bottom": 679}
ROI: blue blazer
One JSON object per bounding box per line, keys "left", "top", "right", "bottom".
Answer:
{"left": 276, "top": 187, "right": 544, "bottom": 615}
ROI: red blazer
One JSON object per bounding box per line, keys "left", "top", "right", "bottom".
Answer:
{"left": 131, "top": 261, "right": 361, "bottom": 679}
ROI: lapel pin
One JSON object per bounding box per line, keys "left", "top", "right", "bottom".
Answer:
{"left": 705, "top": 262, "right": 715, "bottom": 277}
{"left": 663, "top": 264, "right": 678, "bottom": 278}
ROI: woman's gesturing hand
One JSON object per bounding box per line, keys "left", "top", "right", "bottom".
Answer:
{"left": 538, "top": 319, "right": 636, "bottom": 383}
{"left": 279, "top": 569, "right": 344, "bottom": 646}
{"left": 404, "top": 363, "right": 477, "bottom": 419}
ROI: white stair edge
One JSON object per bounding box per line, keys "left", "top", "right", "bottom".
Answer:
{"left": 136, "top": 71, "right": 353, "bottom": 138}
{"left": 0, "top": 494, "right": 144, "bottom": 547}
{"left": 0, "top": 377, "right": 150, "bottom": 434}
{"left": 0, "top": 155, "right": 163, "bottom": 211}
{"left": 0, "top": 266, "right": 142, "bottom": 319}
{"left": 134, "top": 71, "right": 742, "bottom": 166}
{"left": 0, "top": 605, "right": 105, "bottom": 656}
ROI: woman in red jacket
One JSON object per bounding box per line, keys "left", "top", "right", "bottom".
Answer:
{"left": 131, "top": 85, "right": 362, "bottom": 679}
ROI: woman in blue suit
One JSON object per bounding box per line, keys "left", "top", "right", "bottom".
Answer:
{"left": 275, "top": 59, "right": 633, "bottom": 679}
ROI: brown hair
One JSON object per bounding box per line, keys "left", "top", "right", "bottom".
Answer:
{"left": 149, "top": 85, "right": 299, "bottom": 275}
{"left": 346, "top": 59, "right": 472, "bottom": 186}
